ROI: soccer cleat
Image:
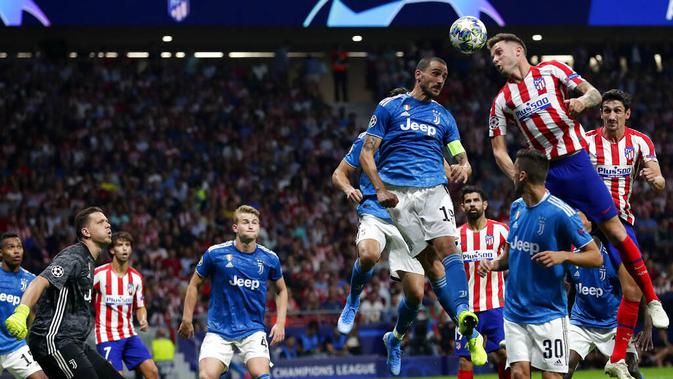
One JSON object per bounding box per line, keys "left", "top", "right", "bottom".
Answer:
{"left": 647, "top": 300, "right": 670, "bottom": 329}
{"left": 604, "top": 359, "right": 635, "bottom": 379}
{"left": 467, "top": 332, "right": 488, "bottom": 366}
{"left": 383, "top": 332, "right": 402, "bottom": 375}
{"left": 458, "top": 310, "right": 479, "bottom": 336}
{"left": 337, "top": 295, "right": 360, "bottom": 334}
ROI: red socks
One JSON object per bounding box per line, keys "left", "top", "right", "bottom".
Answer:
{"left": 610, "top": 299, "right": 639, "bottom": 363}
{"left": 458, "top": 369, "right": 474, "bottom": 379}
{"left": 615, "top": 236, "right": 658, "bottom": 303}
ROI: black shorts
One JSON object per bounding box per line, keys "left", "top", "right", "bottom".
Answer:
{"left": 33, "top": 342, "right": 122, "bottom": 379}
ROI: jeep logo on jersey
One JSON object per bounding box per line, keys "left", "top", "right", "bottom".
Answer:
{"left": 0, "top": 293, "right": 21, "bottom": 306}
{"left": 400, "top": 118, "right": 436, "bottom": 136}
{"left": 229, "top": 275, "right": 261, "bottom": 290}
{"left": 576, "top": 283, "right": 604, "bottom": 298}
{"left": 511, "top": 235, "right": 540, "bottom": 255}
{"left": 514, "top": 95, "right": 551, "bottom": 121}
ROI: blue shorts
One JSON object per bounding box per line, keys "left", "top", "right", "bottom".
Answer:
{"left": 96, "top": 335, "right": 152, "bottom": 371}
{"left": 546, "top": 150, "right": 618, "bottom": 223}
{"left": 455, "top": 308, "right": 505, "bottom": 357}
{"left": 599, "top": 219, "right": 640, "bottom": 268}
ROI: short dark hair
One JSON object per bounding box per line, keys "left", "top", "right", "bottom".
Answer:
{"left": 416, "top": 57, "right": 447, "bottom": 72}
{"left": 515, "top": 149, "right": 549, "bottom": 184}
{"left": 0, "top": 232, "right": 19, "bottom": 246}
{"left": 74, "top": 206, "right": 104, "bottom": 239}
{"left": 602, "top": 89, "right": 631, "bottom": 111}
{"left": 388, "top": 87, "right": 408, "bottom": 97}
{"left": 111, "top": 231, "right": 134, "bottom": 248}
{"left": 487, "top": 33, "right": 527, "bottom": 56}
{"left": 461, "top": 186, "right": 487, "bottom": 202}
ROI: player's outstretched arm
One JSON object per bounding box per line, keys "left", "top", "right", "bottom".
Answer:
{"left": 360, "top": 135, "right": 398, "bottom": 208}
{"left": 641, "top": 160, "right": 666, "bottom": 192}
{"left": 5, "top": 276, "right": 50, "bottom": 340}
{"left": 178, "top": 271, "right": 205, "bottom": 339}
{"left": 478, "top": 244, "right": 510, "bottom": 277}
{"left": 565, "top": 81, "right": 602, "bottom": 118}
{"left": 269, "top": 277, "right": 288, "bottom": 346}
{"left": 332, "top": 160, "right": 363, "bottom": 204}
{"left": 490, "top": 135, "right": 516, "bottom": 181}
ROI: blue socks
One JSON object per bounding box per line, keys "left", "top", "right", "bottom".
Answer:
{"left": 431, "top": 254, "right": 470, "bottom": 321}
{"left": 393, "top": 298, "right": 420, "bottom": 338}
{"left": 349, "top": 258, "right": 374, "bottom": 301}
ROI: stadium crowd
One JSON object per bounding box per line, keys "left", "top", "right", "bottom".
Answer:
{"left": 1, "top": 42, "right": 673, "bottom": 366}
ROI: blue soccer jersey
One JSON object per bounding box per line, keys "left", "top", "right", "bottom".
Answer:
{"left": 366, "top": 93, "right": 461, "bottom": 188}
{"left": 343, "top": 132, "right": 393, "bottom": 223}
{"left": 196, "top": 241, "right": 283, "bottom": 340}
{"left": 565, "top": 241, "right": 621, "bottom": 329}
{"left": 0, "top": 267, "right": 35, "bottom": 355}
{"left": 505, "top": 193, "right": 593, "bottom": 324}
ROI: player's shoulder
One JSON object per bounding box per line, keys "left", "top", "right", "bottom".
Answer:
{"left": 128, "top": 266, "right": 143, "bottom": 278}
{"left": 510, "top": 198, "right": 525, "bottom": 210}
{"left": 585, "top": 128, "right": 600, "bottom": 138}
{"left": 377, "top": 93, "right": 407, "bottom": 110}
{"left": 546, "top": 195, "right": 576, "bottom": 217}
{"left": 206, "top": 240, "right": 235, "bottom": 255}
{"left": 627, "top": 127, "right": 653, "bottom": 142}
{"left": 488, "top": 219, "right": 509, "bottom": 231}
{"left": 19, "top": 267, "right": 36, "bottom": 279}
{"left": 537, "top": 60, "right": 571, "bottom": 72}
{"left": 257, "top": 243, "right": 280, "bottom": 262}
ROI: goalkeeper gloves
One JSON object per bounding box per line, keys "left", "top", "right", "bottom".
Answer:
{"left": 5, "top": 304, "right": 30, "bottom": 340}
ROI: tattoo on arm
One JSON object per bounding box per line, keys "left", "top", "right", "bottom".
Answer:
{"left": 577, "top": 82, "right": 602, "bottom": 108}
{"left": 363, "top": 138, "right": 376, "bottom": 152}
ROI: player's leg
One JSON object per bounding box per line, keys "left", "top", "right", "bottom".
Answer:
{"left": 564, "top": 349, "right": 582, "bottom": 379}
{"left": 238, "top": 331, "right": 271, "bottom": 379}
{"left": 96, "top": 339, "right": 125, "bottom": 375}
{"left": 122, "top": 335, "right": 159, "bottom": 379}
{"left": 504, "top": 319, "right": 533, "bottom": 379}
{"left": 458, "top": 357, "right": 474, "bottom": 379}
{"left": 198, "top": 332, "right": 234, "bottom": 379}
{"left": 84, "top": 344, "right": 125, "bottom": 378}
{"left": 338, "top": 215, "right": 385, "bottom": 334}
{"left": 625, "top": 352, "right": 641, "bottom": 379}
{"left": 606, "top": 263, "right": 643, "bottom": 367}
{"left": 481, "top": 308, "right": 509, "bottom": 379}
{"left": 1, "top": 344, "right": 47, "bottom": 379}
{"left": 565, "top": 324, "right": 596, "bottom": 379}
{"left": 527, "top": 317, "right": 569, "bottom": 379}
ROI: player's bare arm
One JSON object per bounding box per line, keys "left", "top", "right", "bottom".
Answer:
{"left": 565, "top": 81, "right": 601, "bottom": 118}
{"left": 640, "top": 160, "right": 665, "bottom": 192}
{"left": 478, "top": 244, "right": 510, "bottom": 276}
{"left": 532, "top": 240, "right": 601, "bottom": 268}
{"left": 360, "top": 135, "right": 398, "bottom": 208}
{"left": 269, "top": 277, "right": 288, "bottom": 346}
{"left": 136, "top": 307, "right": 149, "bottom": 332}
{"left": 179, "top": 271, "right": 206, "bottom": 339}
{"left": 447, "top": 141, "right": 472, "bottom": 183}
{"left": 490, "top": 135, "right": 516, "bottom": 181}
{"left": 19, "top": 275, "right": 50, "bottom": 310}
{"left": 332, "top": 160, "right": 363, "bottom": 204}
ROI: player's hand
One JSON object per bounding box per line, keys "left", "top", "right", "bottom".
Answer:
{"left": 269, "top": 323, "right": 286, "bottom": 346}
{"left": 346, "top": 188, "right": 363, "bottom": 204}
{"left": 5, "top": 304, "right": 30, "bottom": 340}
{"left": 138, "top": 318, "right": 149, "bottom": 332}
{"left": 478, "top": 260, "right": 495, "bottom": 277}
{"left": 449, "top": 164, "right": 471, "bottom": 184}
{"left": 634, "top": 329, "right": 654, "bottom": 351}
{"left": 178, "top": 320, "right": 194, "bottom": 339}
{"left": 563, "top": 98, "right": 587, "bottom": 118}
{"left": 640, "top": 167, "right": 663, "bottom": 184}
{"left": 532, "top": 251, "right": 566, "bottom": 268}
{"left": 376, "top": 189, "right": 398, "bottom": 208}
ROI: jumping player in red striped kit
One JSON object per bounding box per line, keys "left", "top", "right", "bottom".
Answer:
{"left": 486, "top": 33, "right": 668, "bottom": 379}
{"left": 456, "top": 186, "right": 509, "bottom": 379}
{"left": 94, "top": 232, "right": 159, "bottom": 378}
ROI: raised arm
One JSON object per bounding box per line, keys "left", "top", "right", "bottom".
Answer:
{"left": 360, "top": 135, "right": 398, "bottom": 208}
{"left": 641, "top": 160, "right": 665, "bottom": 193}
{"left": 491, "top": 135, "right": 516, "bottom": 181}
{"left": 565, "top": 81, "right": 602, "bottom": 117}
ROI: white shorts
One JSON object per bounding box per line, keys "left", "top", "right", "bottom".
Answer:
{"left": 387, "top": 185, "right": 458, "bottom": 256}
{"left": 199, "top": 331, "right": 270, "bottom": 369}
{"left": 356, "top": 214, "right": 425, "bottom": 279}
{"left": 505, "top": 317, "right": 570, "bottom": 373}
{"left": 0, "top": 344, "right": 43, "bottom": 378}
{"left": 568, "top": 324, "right": 638, "bottom": 359}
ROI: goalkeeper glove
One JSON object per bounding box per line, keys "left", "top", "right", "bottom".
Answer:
{"left": 5, "top": 304, "right": 30, "bottom": 340}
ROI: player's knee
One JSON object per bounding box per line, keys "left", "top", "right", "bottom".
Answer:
{"left": 458, "top": 357, "right": 473, "bottom": 371}
{"left": 600, "top": 217, "right": 627, "bottom": 243}
{"left": 622, "top": 279, "right": 642, "bottom": 301}
{"left": 404, "top": 286, "right": 424, "bottom": 306}
{"left": 144, "top": 362, "right": 160, "bottom": 379}
{"left": 510, "top": 364, "right": 529, "bottom": 379}
{"left": 357, "top": 246, "right": 380, "bottom": 269}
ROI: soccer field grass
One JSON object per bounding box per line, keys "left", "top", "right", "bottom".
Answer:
{"left": 400, "top": 366, "right": 673, "bottom": 379}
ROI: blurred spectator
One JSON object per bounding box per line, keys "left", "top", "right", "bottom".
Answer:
{"left": 299, "top": 320, "right": 323, "bottom": 356}
{"left": 324, "top": 327, "right": 349, "bottom": 356}
{"left": 360, "top": 291, "right": 384, "bottom": 323}
{"left": 152, "top": 328, "right": 175, "bottom": 379}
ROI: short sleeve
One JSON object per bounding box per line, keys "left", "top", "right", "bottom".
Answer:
{"left": 195, "top": 250, "right": 213, "bottom": 278}
{"left": 443, "top": 110, "right": 461, "bottom": 145}
{"left": 40, "top": 253, "right": 80, "bottom": 290}
{"left": 269, "top": 255, "right": 283, "bottom": 282}
{"left": 134, "top": 274, "right": 145, "bottom": 309}
{"left": 559, "top": 211, "right": 593, "bottom": 250}
{"left": 489, "top": 95, "right": 508, "bottom": 138}
{"left": 637, "top": 133, "right": 657, "bottom": 163}
{"left": 343, "top": 136, "right": 364, "bottom": 168}
{"left": 545, "top": 61, "right": 584, "bottom": 91}
{"left": 365, "top": 103, "right": 391, "bottom": 139}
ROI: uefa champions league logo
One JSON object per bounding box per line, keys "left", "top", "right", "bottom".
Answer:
{"left": 303, "top": 0, "right": 505, "bottom": 27}
{"left": 0, "top": 0, "right": 50, "bottom": 26}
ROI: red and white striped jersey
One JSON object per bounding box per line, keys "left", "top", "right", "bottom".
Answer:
{"left": 489, "top": 61, "right": 588, "bottom": 159}
{"left": 93, "top": 263, "right": 145, "bottom": 343}
{"left": 458, "top": 219, "right": 509, "bottom": 313}
{"left": 585, "top": 126, "right": 657, "bottom": 225}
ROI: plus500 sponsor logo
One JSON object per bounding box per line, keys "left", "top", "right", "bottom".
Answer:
{"left": 597, "top": 165, "right": 632, "bottom": 178}
{"left": 576, "top": 282, "right": 604, "bottom": 298}
{"left": 229, "top": 275, "right": 260, "bottom": 290}
{"left": 515, "top": 96, "right": 551, "bottom": 121}
{"left": 400, "top": 118, "right": 436, "bottom": 136}
{"left": 0, "top": 293, "right": 21, "bottom": 306}
{"left": 511, "top": 235, "right": 540, "bottom": 254}
{"left": 462, "top": 250, "right": 495, "bottom": 262}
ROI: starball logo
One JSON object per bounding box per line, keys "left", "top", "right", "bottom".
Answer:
{"left": 0, "top": 0, "right": 50, "bottom": 26}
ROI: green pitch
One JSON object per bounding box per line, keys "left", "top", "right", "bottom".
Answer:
{"left": 399, "top": 367, "right": 673, "bottom": 379}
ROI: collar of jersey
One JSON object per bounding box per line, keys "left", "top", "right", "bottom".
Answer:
{"left": 527, "top": 191, "right": 550, "bottom": 208}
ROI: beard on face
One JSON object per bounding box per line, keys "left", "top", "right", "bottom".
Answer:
{"left": 513, "top": 179, "right": 524, "bottom": 198}
{"left": 466, "top": 209, "right": 484, "bottom": 222}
